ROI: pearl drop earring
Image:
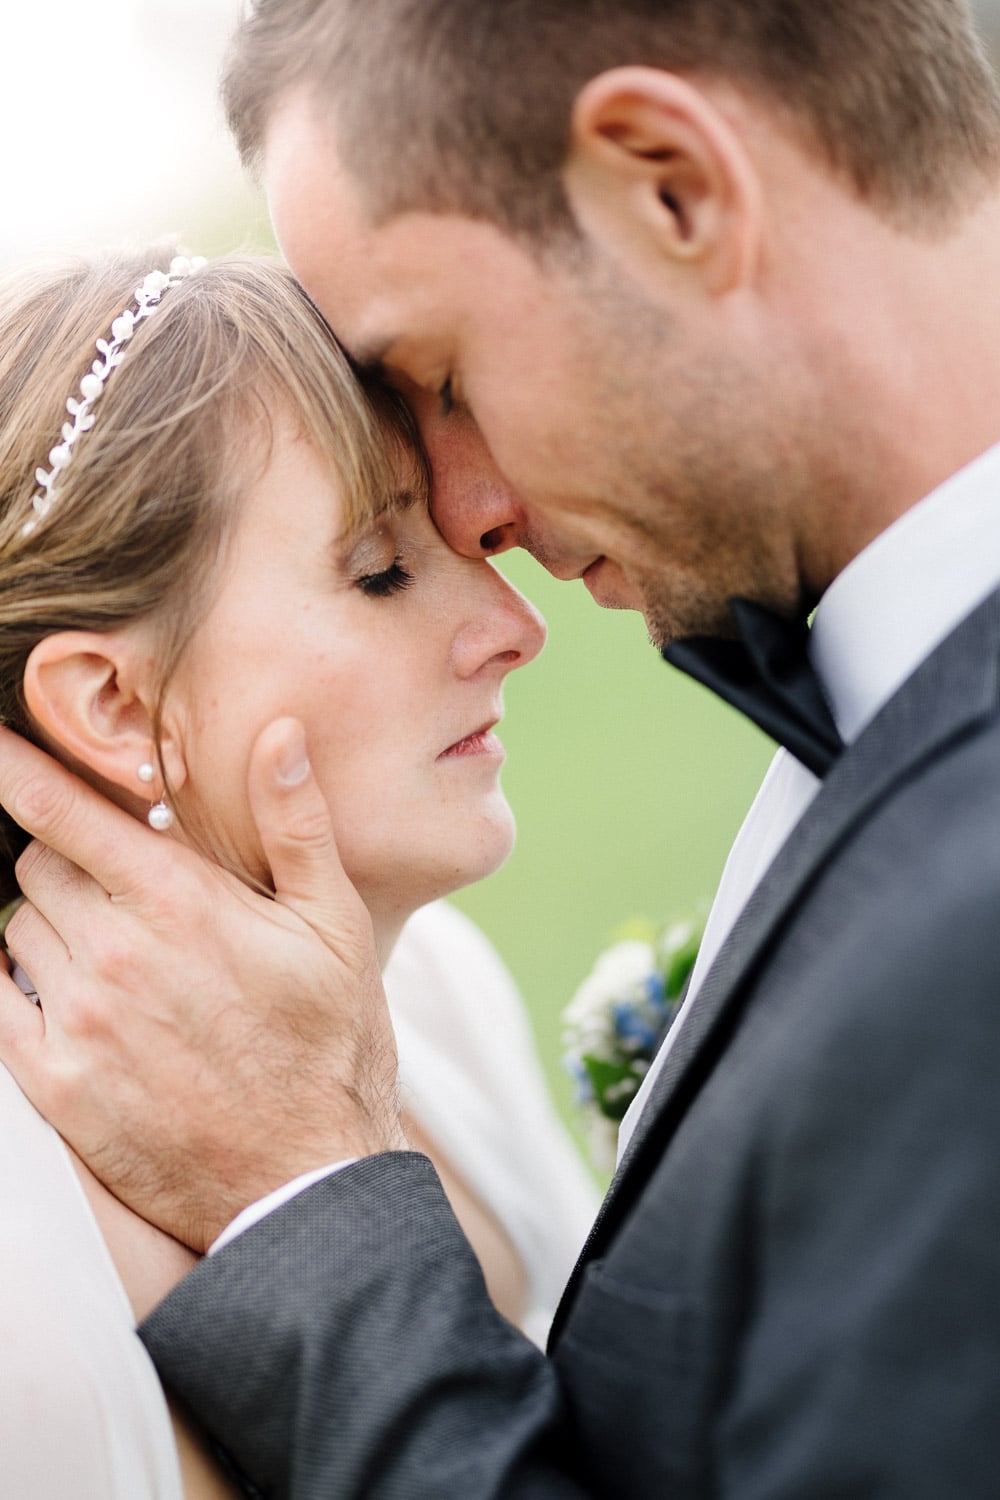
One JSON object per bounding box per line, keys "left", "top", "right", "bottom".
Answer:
{"left": 138, "top": 759, "right": 173, "bottom": 831}
{"left": 148, "top": 799, "right": 174, "bottom": 832}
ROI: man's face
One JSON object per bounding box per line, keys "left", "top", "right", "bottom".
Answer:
{"left": 264, "top": 94, "right": 804, "bottom": 644}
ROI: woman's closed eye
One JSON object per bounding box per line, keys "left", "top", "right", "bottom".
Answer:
{"left": 354, "top": 558, "right": 415, "bottom": 598}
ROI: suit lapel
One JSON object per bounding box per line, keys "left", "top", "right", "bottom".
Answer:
{"left": 550, "top": 589, "right": 1000, "bottom": 1348}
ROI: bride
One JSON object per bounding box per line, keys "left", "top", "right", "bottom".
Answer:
{"left": 0, "top": 248, "right": 595, "bottom": 1497}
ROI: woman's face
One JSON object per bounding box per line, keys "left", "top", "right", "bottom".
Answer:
{"left": 169, "top": 419, "right": 545, "bottom": 939}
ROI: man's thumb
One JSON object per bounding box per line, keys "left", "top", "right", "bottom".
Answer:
{"left": 247, "top": 718, "right": 369, "bottom": 948}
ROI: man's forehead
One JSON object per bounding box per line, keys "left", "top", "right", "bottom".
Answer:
{"left": 265, "top": 101, "right": 439, "bottom": 373}
{"left": 264, "top": 91, "right": 516, "bottom": 378}
{"left": 265, "top": 95, "right": 374, "bottom": 315}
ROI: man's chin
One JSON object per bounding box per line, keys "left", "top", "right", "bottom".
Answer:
{"left": 582, "top": 560, "right": 740, "bottom": 647}
{"left": 641, "top": 586, "right": 740, "bottom": 652}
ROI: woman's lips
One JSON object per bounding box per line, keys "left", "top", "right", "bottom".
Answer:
{"left": 438, "top": 726, "right": 505, "bottom": 760}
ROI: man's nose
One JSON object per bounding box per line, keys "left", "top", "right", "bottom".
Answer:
{"left": 433, "top": 476, "right": 525, "bottom": 559}
{"left": 408, "top": 386, "right": 525, "bottom": 558}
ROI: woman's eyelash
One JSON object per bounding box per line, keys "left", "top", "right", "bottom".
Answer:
{"left": 439, "top": 377, "right": 454, "bottom": 418}
{"left": 355, "top": 560, "right": 415, "bottom": 598}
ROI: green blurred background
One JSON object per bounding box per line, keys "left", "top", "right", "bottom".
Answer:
{"left": 448, "top": 552, "right": 774, "bottom": 1131}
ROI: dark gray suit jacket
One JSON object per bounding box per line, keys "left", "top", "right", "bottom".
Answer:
{"left": 142, "top": 588, "right": 1000, "bottom": 1497}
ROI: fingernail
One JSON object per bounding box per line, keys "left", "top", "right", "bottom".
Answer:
{"left": 276, "top": 731, "right": 310, "bottom": 788}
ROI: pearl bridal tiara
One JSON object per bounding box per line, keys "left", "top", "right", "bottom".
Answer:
{"left": 23, "top": 254, "right": 207, "bottom": 537}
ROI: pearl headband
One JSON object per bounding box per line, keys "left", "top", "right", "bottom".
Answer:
{"left": 23, "top": 254, "right": 208, "bottom": 537}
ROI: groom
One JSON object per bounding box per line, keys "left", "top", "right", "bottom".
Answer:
{"left": 4, "top": 0, "right": 1000, "bottom": 1493}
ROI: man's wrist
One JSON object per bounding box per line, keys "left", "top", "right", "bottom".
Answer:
{"left": 208, "top": 1160, "right": 360, "bottom": 1254}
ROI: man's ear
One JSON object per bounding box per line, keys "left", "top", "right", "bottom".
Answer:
{"left": 22, "top": 631, "right": 187, "bottom": 800}
{"left": 563, "top": 67, "right": 762, "bottom": 295}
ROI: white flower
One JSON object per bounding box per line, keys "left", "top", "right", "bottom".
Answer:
{"left": 564, "top": 940, "right": 657, "bottom": 1033}
{"left": 561, "top": 912, "right": 704, "bottom": 1169}
{"left": 48, "top": 443, "right": 71, "bottom": 469}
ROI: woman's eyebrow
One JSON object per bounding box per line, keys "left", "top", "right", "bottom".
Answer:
{"left": 331, "top": 487, "right": 423, "bottom": 550}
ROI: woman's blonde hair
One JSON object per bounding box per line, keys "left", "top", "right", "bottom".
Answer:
{"left": 0, "top": 246, "right": 423, "bottom": 901}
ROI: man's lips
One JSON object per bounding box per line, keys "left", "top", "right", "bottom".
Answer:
{"left": 580, "top": 555, "right": 644, "bottom": 611}
{"left": 438, "top": 722, "right": 505, "bottom": 759}
{"left": 582, "top": 557, "right": 608, "bottom": 597}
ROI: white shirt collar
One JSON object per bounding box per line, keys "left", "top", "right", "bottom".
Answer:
{"left": 810, "top": 440, "right": 1000, "bottom": 743}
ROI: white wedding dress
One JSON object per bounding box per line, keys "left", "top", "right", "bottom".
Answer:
{"left": 0, "top": 901, "right": 597, "bottom": 1496}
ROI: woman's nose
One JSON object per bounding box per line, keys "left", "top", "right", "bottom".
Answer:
{"left": 451, "top": 562, "right": 546, "bottom": 679}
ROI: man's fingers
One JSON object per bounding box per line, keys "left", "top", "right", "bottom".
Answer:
{"left": 0, "top": 727, "right": 159, "bottom": 899}
{"left": 4, "top": 897, "right": 71, "bottom": 989}
{"left": 0, "top": 970, "right": 46, "bottom": 1080}
{"left": 247, "top": 719, "right": 371, "bottom": 950}
{"left": 15, "top": 839, "right": 103, "bottom": 939}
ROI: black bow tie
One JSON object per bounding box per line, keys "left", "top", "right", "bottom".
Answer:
{"left": 663, "top": 597, "right": 843, "bottom": 778}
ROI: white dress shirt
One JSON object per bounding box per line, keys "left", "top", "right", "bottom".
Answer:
{"left": 619, "top": 439, "right": 1000, "bottom": 1156}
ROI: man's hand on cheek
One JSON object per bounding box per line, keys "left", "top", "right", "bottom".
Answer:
{"left": 0, "top": 720, "right": 405, "bottom": 1254}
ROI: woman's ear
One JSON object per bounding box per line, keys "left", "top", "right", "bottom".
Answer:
{"left": 23, "top": 631, "right": 187, "bottom": 801}
{"left": 563, "top": 66, "right": 762, "bottom": 296}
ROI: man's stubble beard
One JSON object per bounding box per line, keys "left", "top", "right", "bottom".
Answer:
{"left": 621, "top": 447, "right": 811, "bottom": 650}
{"left": 582, "top": 299, "right": 810, "bottom": 644}
{"left": 541, "top": 246, "right": 825, "bottom": 646}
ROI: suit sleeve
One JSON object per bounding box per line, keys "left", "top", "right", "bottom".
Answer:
{"left": 140, "top": 1152, "right": 588, "bottom": 1499}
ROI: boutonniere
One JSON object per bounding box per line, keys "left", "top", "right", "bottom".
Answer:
{"left": 562, "top": 915, "right": 703, "bottom": 1171}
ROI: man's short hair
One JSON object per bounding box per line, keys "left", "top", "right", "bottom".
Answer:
{"left": 224, "top": 0, "right": 1000, "bottom": 239}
